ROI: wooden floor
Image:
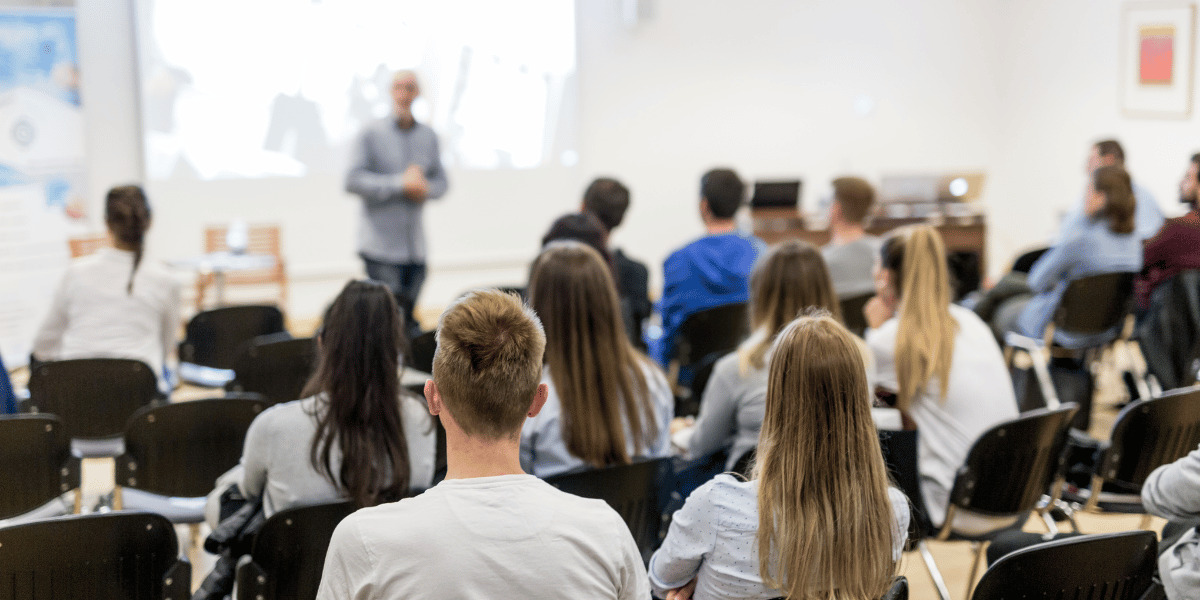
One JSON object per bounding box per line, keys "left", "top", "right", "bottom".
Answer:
{"left": 32, "top": 328, "right": 1163, "bottom": 598}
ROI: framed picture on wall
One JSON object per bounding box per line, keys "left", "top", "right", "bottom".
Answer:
{"left": 1122, "top": 2, "right": 1196, "bottom": 118}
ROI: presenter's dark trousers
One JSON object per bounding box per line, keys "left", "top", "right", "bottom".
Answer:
{"left": 362, "top": 255, "right": 426, "bottom": 341}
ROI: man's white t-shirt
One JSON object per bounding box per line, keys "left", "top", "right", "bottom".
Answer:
{"left": 316, "top": 474, "right": 649, "bottom": 600}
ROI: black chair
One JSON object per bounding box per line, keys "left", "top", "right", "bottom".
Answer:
{"left": 0, "top": 415, "right": 81, "bottom": 522}
{"left": 840, "top": 293, "right": 873, "bottom": 337}
{"left": 896, "top": 405, "right": 1079, "bottom": 600}
{"left": 1063, "top": 385, "right": 1200, "bottom": 525}
{"left": 1010, "top": 246, "right": 1050, "bottom": 274}
{"left": 1005, "top": 272, "right": 1137, "bottom": 429}
{"left": 236, "top": 500, "right": 356, "bottom": 600}
{"left": 409, "top": 330, "right": 437, "bottom": 375}
{"left": 877, "top": 429, "right": 933, "bottom": 546}
{"left": 179, "top": 305, "right": 287, "bottom": 386}
{"left": 1136, "top": 269, "right": 1200, "bottom": 392}
{"left": 26, "top": 358, "right": 162, "bottom": 457}
{"left": 228, "top": 333, "right": 317, "bottom": 404}
{"left": 675, "top": 352, "right": 723, "bottom": 418}
{"left": 114, "top": 397, "right": 268, "bottom": 529}
{"left": 544, "top": 458, "right": 670, "bottom": 561}
{"left": 0, "top": 512, "right": 191, "bottom": 600}
{"left": 971, "top": 531, "right": 1157, "bottom": 600}
{"left": 882, "top": 577, "right": 908, "bottom": 600}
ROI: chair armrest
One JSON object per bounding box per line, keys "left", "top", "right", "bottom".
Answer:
{"left": 236, "top": 560, "right": 268, "bottom": 599}
{"left": 1004, "top": 332, "right": 1061, "bottom": 409}
{"left": 1004, "top": 332, "right": 1042, "bottom": 353}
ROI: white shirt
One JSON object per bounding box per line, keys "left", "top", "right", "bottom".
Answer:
{"left": 649, "top": 474, "right": 910, "bottom": 600}
{"left": 865, "top": 304, "right": 1019, "bottom": 525}
{"left": 32, "top": 248, "right": 181, "bottom": 381}
{"left": 520, "top": 361, "right": 674, "bottom": 478}
{"left": 316, "top": 474, "right": 649, "bottom": 600}
{"left": 239, "top": 394, "right": 436, "bottom": 517}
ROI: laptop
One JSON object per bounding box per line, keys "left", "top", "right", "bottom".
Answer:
{"left": 750, "top": 180, "right": 802, "bottom": 209}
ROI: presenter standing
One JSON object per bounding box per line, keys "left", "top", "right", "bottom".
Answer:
{"left": 346, "top": 70, "right": 447, "bottom": 340}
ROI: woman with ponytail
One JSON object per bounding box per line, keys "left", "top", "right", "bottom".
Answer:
{"left": 236, "top": 280, "right": 435, "bottom": 515}
{"left": 864, "top": 225, "right": 1017, "bottom": 527}
{"left": 650, "top": 314, "right": 909, "bottom": 600}
{"left": 32, "top": 185, "right": 181, "bottom": 387}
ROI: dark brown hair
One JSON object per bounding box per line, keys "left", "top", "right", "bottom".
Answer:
{"left": 433, "top": 289, "right": 546, "bottom": 439}
{"left": 1095, "top": 140, "right": 1125, "bottom": 164}
{"left": 304, "top": 280, "right": 410, "bottom": 508}
{"left": 105, "top": 185, "right": 151, "bottom": 294}
{"left": 833, "top": 176, "right": 876, "bottom": 224}
{"left": 529, "top": 241, "right": 658, "bottom": 467}
{"left": 582, "top": 177, "right": 631, "bottom": 232}
{"left": 1093, "top": 165, "right": 1135, "bottom": 235}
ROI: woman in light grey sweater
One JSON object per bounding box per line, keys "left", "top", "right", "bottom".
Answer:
{"left": 236, "top": 280, "right": 435, "bottom": 517}
{"left": 673, "top": 241, "right": 845, "bottom": 470}
{"left": 1143, "top": 443, "right": 1200, "bottom": 599}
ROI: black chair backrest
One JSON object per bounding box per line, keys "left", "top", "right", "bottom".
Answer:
{"left": 1054, "top": 272, "right": 1135, "bottom": 337}
{"left": 949, "top": 404, "right": 1079, "bottom": 516}
{"left": 1011, "top": 247, "right": 1050, "bottom": 274}
{"left": 237, "top": 500, "right": 356, "bottom": 600}
{"left": 117, "top": 397, "right": 268, "bottom": 498}
{"left": 676, "top": 302, "right": 750, "bottom": 368}
{"left": 544, "top": 458, "right": 668, "bottom": 558}
{"left": 0, "top": 415, "right": 80, "bottom": 520}
{"left": 26, "top": 358, "right": 161, "bottom": 440}
{"left": 1102, "top": 385, "right": 1200, "bottom": 490}
{"left": 1136, "top": 269, "right": 1200, "bottom": 390}
{"left": 971, "top": 531, "right": 1157, "bottom": 600}
{"left": 180, "top": 305, "right": 286, "bottom": 370}
{"left": 840, "top": 293, "right": 873, "bottom": 337}
{"left": 878, "top": 429, "right": 932, "bottom": 541}
{"left": 0, "top": 512, "right": 191, "bottom": 600}
{"left": 408, "top": 330, "right": 437, "bottom": 374}
{"left": 882, "top": 576, "right": 908, "bottom": 600}
{"left": 229, "top": 333, "right": 316, "bottom": 403}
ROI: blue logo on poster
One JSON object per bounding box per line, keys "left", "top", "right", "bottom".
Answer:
{"left": 44, "top": 177, "right": 69, "bottom": 208}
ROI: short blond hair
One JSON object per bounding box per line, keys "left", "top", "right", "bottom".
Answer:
{"left": 432, "top": 290, "right": 546, "bottom": 439}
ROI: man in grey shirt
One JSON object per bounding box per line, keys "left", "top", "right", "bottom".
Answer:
{"left": 821, "top": 176, "right": 881, "bottom": 299}
{"left": 345, "top": 70, "right": 448, "bottom": 339}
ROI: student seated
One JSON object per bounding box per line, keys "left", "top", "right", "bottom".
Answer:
{"left": 521, "top": 241, "right": 673, "bottom": 477}
{"left": 31, "top": 185, "right": 181, "bottom": 389}
{"left": 654, "top": 167, "right": 765, "bottom": 368}
{"left": 581, "top": 177, "right": 653, "bottom": 350}
{"left": 672, "top": 240, "right": 860, "bottom": 470}
{"left": 233, "top": 280, "right": 435, "bottom": 517}
{"left": 865, "top": 226, "right": 1018, "bottom": 529}
{"left": 1142, "top": 443, "right": 1200, "bottom": 600}
{"left": 975, "top": 165, "right": 1143, "bottom": 347}
{"left": 650, "top": 314, "right": 909, "bottom": 600}
{"left": 822, "top": 176, "right": 882, "bottom": 298}
{"left": 318, "top": 290, "right": 649, "bottom": 599}
{"left": 1057, "top": 139, "right": 1164, "bottom": 242}
{"left": 1138, "top": 153, "right": 1200, "bottom": 310}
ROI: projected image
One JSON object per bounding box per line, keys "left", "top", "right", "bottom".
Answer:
{"left": 134, "top": 0, "right": 577, "bottom": 180}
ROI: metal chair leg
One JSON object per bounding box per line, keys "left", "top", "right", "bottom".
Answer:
{"left": 965, "top": 541, "right": 987, "bottom": 600}
{"left": 918, "top": 540, "right": 953, "bottom": 600}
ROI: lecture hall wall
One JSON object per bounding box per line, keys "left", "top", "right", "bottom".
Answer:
{"left": 42, "top": 0, "right": 1200, "bottom": 320}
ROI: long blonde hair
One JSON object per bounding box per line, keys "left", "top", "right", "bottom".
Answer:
{"left": 880, "top": 226, "right": 957, "bottom": 411}
{"left": 528, "top": 241, "right": 658, "bottom": 467}
{"left": 755, "top": 313, "right": 897, "bottom": 599}
{"left": 737, "top": 241, "right": 842, "bottom": 374}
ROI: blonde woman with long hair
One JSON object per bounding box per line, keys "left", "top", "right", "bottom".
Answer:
{"left": 673, "top": 241, "right": 846, "bottom": 471}
{"left": 650, "top": 314, "right": 909, "bottom": 600}
{"left": 520, "top": 241, "right": 674, "bottom": 477}
{"left": 864, "top": 226, "right": 1017, "bottom": 527}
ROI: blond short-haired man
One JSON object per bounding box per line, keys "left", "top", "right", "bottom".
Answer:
{"left": 317, "top": 290, "right": 649, "bottom": 599}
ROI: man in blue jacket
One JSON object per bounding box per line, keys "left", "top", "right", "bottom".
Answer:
{"left": 653, "top": 168, "right": 764, "bottom": 369}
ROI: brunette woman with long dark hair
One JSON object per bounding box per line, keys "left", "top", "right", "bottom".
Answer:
{"left": 237, "top": 280, "right": 435, "bottom": 514}
{"left": 32, "top": 185, "right": 180, "bottom": 388}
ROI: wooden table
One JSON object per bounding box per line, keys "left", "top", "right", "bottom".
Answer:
{"left": 751, "top": 207, "right": 988, "bottom": 284}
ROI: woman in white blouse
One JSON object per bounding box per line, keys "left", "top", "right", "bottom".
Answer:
{"left": 32, "top": 185, "right": 180, "bottom": 386}
{"left": 520, "top": 241, "right": 674, "bottom": 478}
{"left": 650, "top": 314, "right": 908, "bottom": 600}
{"left": 864, "top": 226, "right": 1018, "bottom": 528}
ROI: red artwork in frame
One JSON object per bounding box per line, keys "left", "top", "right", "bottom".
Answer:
{"left": 1140, "top": 25, "right": 1176, "bottom": 85}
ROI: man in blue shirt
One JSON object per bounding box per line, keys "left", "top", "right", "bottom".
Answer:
{"left": 652, "top": 168, "right": 765, "bottom": 367}
{"left": 1057, "top": 139, "right": 1164, "bottom": 242}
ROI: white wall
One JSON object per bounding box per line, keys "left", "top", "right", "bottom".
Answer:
{"left": 59, "top": 0, "right": 1199, "bottom": 323}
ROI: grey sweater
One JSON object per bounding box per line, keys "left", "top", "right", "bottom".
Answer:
{"left": 1143, "top": 444, "right": 1200, "bottom": 600}
{"left": 685, "top": 351, "right": 769, "bottom": 471}
{"left": 345, "top": 118, "right": 448, "bottom": 263}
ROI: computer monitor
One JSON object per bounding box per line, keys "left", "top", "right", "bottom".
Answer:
{"left": 750, "top": 180, "right": 802, "bottom": 209}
